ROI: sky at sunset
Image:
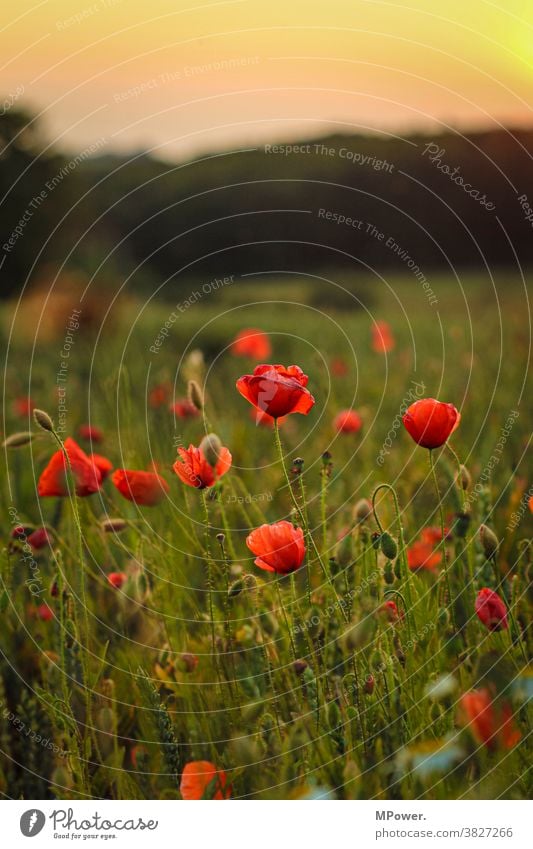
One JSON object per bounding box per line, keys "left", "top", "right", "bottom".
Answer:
{"left": 3, "top": 0, "right": 533, "bottom": 159}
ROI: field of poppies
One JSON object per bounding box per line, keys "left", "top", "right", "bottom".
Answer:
{"left": 0, "top": 273, "right": 531, "bottom": 800}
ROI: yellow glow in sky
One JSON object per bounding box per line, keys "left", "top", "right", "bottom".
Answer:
{"left": 2, "top": 0, "right": 532, "bottom": 157}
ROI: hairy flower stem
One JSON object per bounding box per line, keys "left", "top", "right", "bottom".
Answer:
{"left": 429, "top": 450, "right": 457, "bottom": 632}
{"left": 446, "top": 443, "right": 467, "bottom": 513}
{"left": 273, "top": 422, "right": 348, "bottom": 622}
{"left": 372, "top": 483, "right": 414, "bottom": 629}
{"left": 202, "top": 493, "right": 218, "bottom": 674}
{"left": 275, "top": 579, "right": 297, "bottom": 660}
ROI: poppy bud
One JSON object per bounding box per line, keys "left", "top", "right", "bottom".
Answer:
{"left": 2, "top": 431, "right": 34, "bottom": 448}
{"left": 371, "top": 648, "right": 386, "bottom": 671}
{"left": 187, "top": 379, "right": 204, "bottom": 411}
{"left": 384, "top": 560, "right": 394, "bottom": 584}
{"left": 101, "top": 517, "right": 128, "bottom": 533}
{"left": 33, "top": 408, "right": 54, "bottom": 432}
{"left": 326, "top": 700, "right": 342, "bottom": 730}
{"left": 457, "top": 464, "right": 471, "bottom": 491}
{"left": 292, "top": 658, "right": 308, "bottom": 675}
{"left": 364, "top": 674, "right": 375, "bottom": 695}
{"left": 454, "top": 511, "right": 470, "bottom": 539}
{"left": 393, "top": 558, "right": 402, "bottom": 580}
{"left": 479, "top": 524, "right": 499, "bottom": 559}
{"left": 199, "top": 433, "right": 222, "bottom": 467}
{"left": 353, "top": 498, "right": 372, "bottom": 524}
{"left": 380, "top": 532, "right": 398, "bottom": 560}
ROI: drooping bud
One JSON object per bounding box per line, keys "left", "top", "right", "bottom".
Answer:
{"left": 33, "top": 409, "right": 54, "bottom": 432}
{"left": 353, "top": 498, "right": 372, "bottom": 524}
{"left": 380, "top": 532, "right": 398, "bottom": 560}
{"left": 187, "top": 379, "right": 204, "bottom": 411}
{"left": 479, "top": 524, "right": 499, "bottom": 559}
{"left": 199, "top": 432, "right": 222, "bottom": 467}
{"left": 292, "top": 658, "right": 308, "bottom": 675}
{"left": 2, "top": 431, "right": 34, "bottom": 448}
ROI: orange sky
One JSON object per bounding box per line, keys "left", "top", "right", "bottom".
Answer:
{"left": 2, "top": 0, "right": 533, "bottom": 159}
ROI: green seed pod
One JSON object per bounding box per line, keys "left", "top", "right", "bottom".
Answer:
{"left": 383, "top": 560, "right": 394, "bottom": 585}
{"left": 479, "top": 524, "right": 499, "bottom": 559}
{"left": 33, "top": 409, "right": 54, "bottom": 432}
{"left": 326, "top": 700, "right": 342, "bottom": 730}
{"left": 199, "top": 433, "right": 222, "bottom": 467}
{"left": 393, "top": 558, "right": 402, "bottom": 580}
{"left": 370, "top": 648, "right": 386, "bottom": 672}
{"left": 380, "top": 532, "right": 398, "bottom": 560}
{"left": 2, "top": 431, "right": 34, "bottom": 448}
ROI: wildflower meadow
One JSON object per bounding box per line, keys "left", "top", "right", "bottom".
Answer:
{"left": 0, "top": 273, "right": 530, "bottom": 801}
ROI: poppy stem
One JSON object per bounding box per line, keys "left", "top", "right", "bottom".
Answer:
{"left": 273, "top": 422, "right": 348, "bottom": 621}
{"left": 445, "top": 442, "right": 467, "bottom": 513}
{"left": 429, "top": 449, "right": 457, "bottom": 632}
{"left": 202, "top": 492, "right": 218, "bottom": 670}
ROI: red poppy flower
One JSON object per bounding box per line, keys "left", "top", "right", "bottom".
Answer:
{"left": 180, "top": 761, "right": 231, "bottom": 800}
{"left": 13, "top": 396, "right": 35, "bottom": 418}
{"left": 372, "top": 320, "right": 395, "bottom": 353}
{"left": 27, "top": 527, "right": 52, "bottom": 550}
{"left": 112, "top": 469, "right": 169, "bottom": 506}
{"left": 249, "top": 407, "right": 286, "bottom": 428}
{"left": 246, "top": 521, "right": 306, "bottom": 575}
{"left": 107, "top": 572, "right": 127, "bottom": 589}
{"left": 331, "top": 357, "right": 349, "bottom": 376}
{"left": 377, "top": 600, "right": 403, "bottom": 623}
{"left": 475, "top": 588, "right": 508, "bottom": 631}
{"left": 407, "top": 541, "right": 442, "bottom": 573}
{"left": 459, "top": 689, "right": 521, "bottom": 751}
{"left": 420, "top": 525, "right": 450, "bottom": 545}
{"left": 231, "top": 328, "right": 271, "bottom": 360}
{"left": 148, "top": 383, "right": 171, "bottom": 409}
{"left": 38, "top": 437, "right": 102, "bottom": 498}
{"left": 236, "top": 364, "right": 315, "bottom": 419}
{"left": 169, "top": 398, "right": 199, "bottom": 419}
{"left": 37, "top": 603, "right": 54, "bottom": 622}
{"left": 529, "top": 494, "right": 533, "bottom": 514}
{"left": 79, "top": 424, "right": 104, "bottom": 442}
{"left": 91, "top": 453, "right": 113, "bottom": 480}
{"left": 334, "top": 409, "right": 362, "bottom": 434}
{"left": 173, "top": 443, "right": 232, "bottom": 489}
{"left": 11, "top": 525, "right": 30, "bottom": 541}
{"left": 403, "top": 398, "right": 460, "bottom": 449}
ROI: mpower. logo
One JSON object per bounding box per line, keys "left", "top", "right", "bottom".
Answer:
{"left": 20, "top": 810, "right": 46, "bottom": 837}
